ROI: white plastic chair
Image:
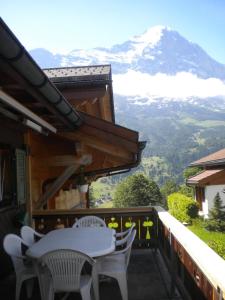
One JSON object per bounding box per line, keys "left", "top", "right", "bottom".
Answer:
{"left": 72, "top": 215, "right": 106, "bottom": 228}
{"left": 3, "top": 233, "right": 37, "bottom": 300}
{"left": 96, "top": 229, "right": 136, "bottom": 300}
{"left": 38, "top": 249, "right": 95, "bottom": 300}
{"left": 116, "top": 223, "right": 135, "bottom": 243}
{"left": 21, "top": 225, "right": 44, "bottom": 246}
{"left": 115, "top": 223, "right": 135, "bottom": 247}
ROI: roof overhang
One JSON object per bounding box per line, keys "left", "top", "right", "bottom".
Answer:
{"left": 187, "top": 169, "right": 225, "bottom": 185}
{"left": 0, "top": 18, "right": 82, "bottom": 131}
{"left": 59, "top": 112, "right": 146, "bottom": 177}
{"left": 44, "top": 65, "right": 115, "bottom": 123}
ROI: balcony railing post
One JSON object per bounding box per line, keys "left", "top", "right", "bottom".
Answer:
{"left": 169, "top": 231, "right": 178, "bottom": 298}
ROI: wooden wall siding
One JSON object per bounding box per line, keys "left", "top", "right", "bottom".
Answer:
{"left": 32, "top": 207, "right": 156, "bottom": 249}
{"left": 26, "top": 131, "right": 78, "bottom": 206}
{"left": 157, "top": 219, "right": 224, "bottom": 300}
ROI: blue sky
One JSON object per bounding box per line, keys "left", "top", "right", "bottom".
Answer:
{"left": 1, "top": 0, "right": 225, "bottom": 63}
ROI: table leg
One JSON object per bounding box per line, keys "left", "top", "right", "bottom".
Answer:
{"left": 92, "top": 264, "right": 99, "bottom": 300}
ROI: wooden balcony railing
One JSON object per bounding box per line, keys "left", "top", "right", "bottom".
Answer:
{"left": 32, "top": 207, "right": 157, "bottom": 249}
{"left": 32, "top": 206, "right": 225, "bottom": 300}
{"left": 155, "top": 207, "right": 225, "bottom": 300}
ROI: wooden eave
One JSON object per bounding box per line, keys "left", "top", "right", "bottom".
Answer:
{"left": 58, "top": 112, "right": 142, "bottom": 176}
{"left": 187, "top": 169, "right": 225, "bottom": 186}
{"left": 44, "top": 66, "right": 115, "bottom": 123}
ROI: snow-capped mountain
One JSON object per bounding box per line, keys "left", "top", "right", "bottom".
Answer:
{"left": 30, "top": 26, "right": 225, "bottom": 183}
{"left": 30, "top": 25, "right": 225, "bottom": 103}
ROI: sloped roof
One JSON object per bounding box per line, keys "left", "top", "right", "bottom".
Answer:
{"left": 190, "top": 148, "right": 225, "bottom": 167}
{"left": 44, "top": 65, "right": 111, "bottom": 84}
{"left": 187, "top": 169, "right": 224, "bottom": 185}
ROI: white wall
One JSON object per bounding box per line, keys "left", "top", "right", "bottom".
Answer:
{"left": 203, "top": 184, "right": 225, "bottom": 216}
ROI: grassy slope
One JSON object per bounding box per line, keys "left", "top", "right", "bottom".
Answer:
{"left": 98, "top": 201, "right": 113, "bottom": 208}
{"left": 90, "top": 180, "right": 115, "bottom": 199}
{"left": 188, "top": 219, "right": 225, "bottom": 259}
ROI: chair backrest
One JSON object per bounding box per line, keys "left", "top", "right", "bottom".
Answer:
{"left": 21, "top": 225, "right": 43, "bottom": 246}
{"left": 116, "top": 223, "right": 135, "bottom": 246}
{"left": 3, "top": 233, "right": 28, "bottom": 273}
{"left": 39, "top": 249, "right": 94, "bottom": 292}
{"left": 72, "top": 216, "right": 106, "bottom": 228}
{"left": 121, "top": 229, "right": 136, "bottom": 268}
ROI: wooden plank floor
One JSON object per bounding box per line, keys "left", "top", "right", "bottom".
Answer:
{"left": 0, "top": 249, "right": 183, "bottom": 300}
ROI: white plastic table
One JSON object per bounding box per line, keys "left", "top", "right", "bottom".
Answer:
{"left": 27, "top": 227, "right": 115, "bottom": 258}
{"left": 27, "top": 227, "right": 116, "bottom": 300}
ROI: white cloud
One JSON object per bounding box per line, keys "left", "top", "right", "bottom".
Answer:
{"left": 113, "top": 70, "right": 225, "bottom": 100}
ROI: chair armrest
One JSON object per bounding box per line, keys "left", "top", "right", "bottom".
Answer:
{"left": 115, "top": 229, "right": 129, "bottom": 238}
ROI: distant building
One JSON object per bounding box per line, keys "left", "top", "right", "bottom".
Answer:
{"left": 187, "top": 148, "right": 225, "bottom": 217}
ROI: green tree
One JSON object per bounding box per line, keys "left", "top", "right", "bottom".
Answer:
{"left": 167, "top": 192, "right": 198, "bottom": 223}
{"left": 161, "top": 180, "right": 179, "bottom": 198}
{"left": 113, "top": 173, "right": 162, "bottom": 208}
{"left": 181, "top": 166, "right": 201, "bottom": 198}
{"left": 183, "top": 166, "right": 202, "bottom": 180}
{"left": 178, "top": 184, "right": 194, "bottom": 198}
{"left": 205, "top": 192, "right": 225, "bottom": 232}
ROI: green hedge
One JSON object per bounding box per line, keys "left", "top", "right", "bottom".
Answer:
{"left": 168, "top": 192, "right": 198, "bottom": 223}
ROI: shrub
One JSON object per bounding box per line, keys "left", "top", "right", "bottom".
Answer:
{"left": 168, "top": 192, "right": 198, "bottom": 223}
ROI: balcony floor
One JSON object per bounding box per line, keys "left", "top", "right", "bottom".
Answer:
{"left": 0, "top": 249, "right": 183, "bottom": 300}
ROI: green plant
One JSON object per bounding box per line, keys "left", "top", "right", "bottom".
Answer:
{"left": 204, "top": 192, "right": 225, "bottom": 232}
{"left": 167, "top": 192, "right": 198, "bottom": 223}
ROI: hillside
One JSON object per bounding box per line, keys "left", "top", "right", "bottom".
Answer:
{"left": 115, "top": 96, "right": 225, "bottom": 184}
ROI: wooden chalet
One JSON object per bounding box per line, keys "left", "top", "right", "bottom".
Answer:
{"left": 0, "top": 18, "right": 144, "bottom": 276}
{"left": 187, "top": 148, "right": 225, "bottom": 217}
{"left": 0, "top": 18, "right": 225, "bottom": 300}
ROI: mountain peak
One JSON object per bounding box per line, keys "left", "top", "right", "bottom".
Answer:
{"left": 131, "top": 25, "right": 171, "bottom": 45}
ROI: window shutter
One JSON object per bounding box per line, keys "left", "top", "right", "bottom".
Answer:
{"left": 15, "top": 149, "right": 27, "bottom": 205}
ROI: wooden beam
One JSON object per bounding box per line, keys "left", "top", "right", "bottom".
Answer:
{"left": 61, "top": 132, "right": 134, "bottom": 161}
{"left": 43, "top": 155, "right": 91, "bottom": 167}
{"left": 81, "top": 112, "right": 138, "bottom": 141}
{"left": 35, "top": 154, "right": 92, "bottom": 209}
{"left": 0, "top": 89, "right": 57, "bottom": 133}
{"left": 79, "top": 124, "right": 138, "bottom": 153}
